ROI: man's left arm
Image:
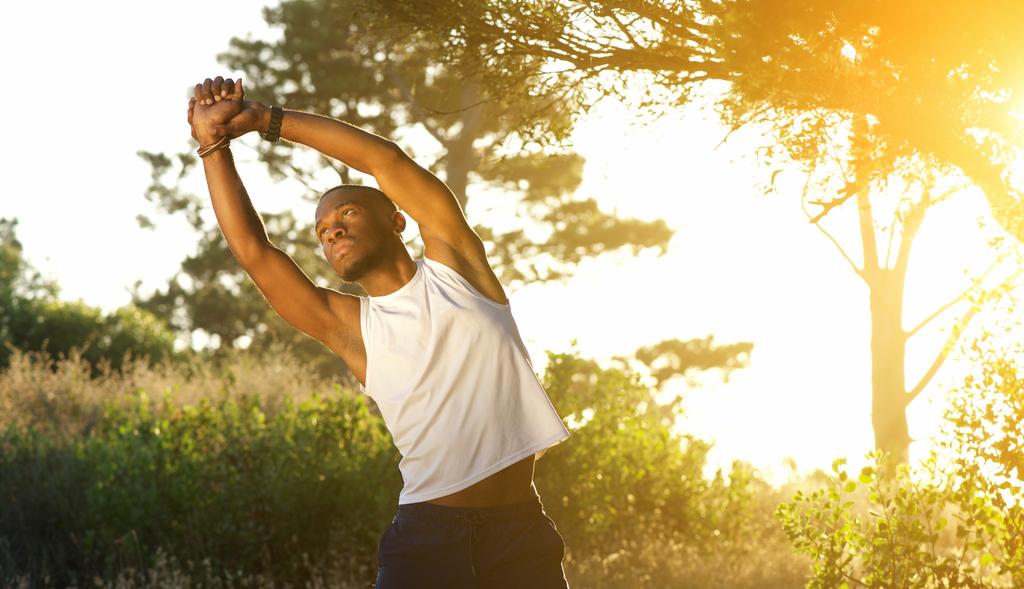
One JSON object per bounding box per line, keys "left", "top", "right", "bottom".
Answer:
{"left": 194, "top": 78, "right": 477, "bottom": 251}
{"left": 265, "top": 107, "right": 478, "bottom": 253}
{"left": 270, "top": 108, "right": 509, "bottom": 305}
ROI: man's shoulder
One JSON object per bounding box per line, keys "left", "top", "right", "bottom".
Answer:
{"left": 420, "top": 236, "right": 509, "bottom": 307}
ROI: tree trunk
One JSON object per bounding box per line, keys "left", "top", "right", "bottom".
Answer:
{"left": 442, "top": 81, "right": 483, "bottom": 211}
{"left": 851, "top": 112, "right": 915, "bottom": 465}
{"left": 868, "top": 267, "right": 911, "bottom": 464}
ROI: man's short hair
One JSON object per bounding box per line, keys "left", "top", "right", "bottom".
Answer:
{"left": 319, "top": 185, "right": 398, "bottom": 216}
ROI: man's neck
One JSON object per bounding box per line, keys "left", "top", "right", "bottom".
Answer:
{"left": 360, "top": 254, "right": 417, "bottom": 297}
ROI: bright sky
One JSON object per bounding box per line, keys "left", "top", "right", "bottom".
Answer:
{"left": 2, "top": 2, "right": 1019, "bottom": 483}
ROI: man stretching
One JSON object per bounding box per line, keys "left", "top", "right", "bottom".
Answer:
{"left": 187, "top": 75, "right": 571, "bottom": 588}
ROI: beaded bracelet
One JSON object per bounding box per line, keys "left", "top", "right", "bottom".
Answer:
{"left": 197, "top": 135, "right": 230, "bottom": 158}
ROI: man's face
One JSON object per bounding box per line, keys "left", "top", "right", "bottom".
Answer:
{"left": 314, "top": 189, "right": 391, "bottom": 282}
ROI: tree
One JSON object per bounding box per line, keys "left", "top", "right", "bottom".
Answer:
{"left": 135, "top": 0, "right": 673, "bottom": 377}
{"left": 777, "top": 323, "right": 1024, "bottom": 587}
{"left": 379, "top": 0, "right": 1024, "bottom": 463}
{"left": 0, "top": 218, "right": 177, "bottom": 375}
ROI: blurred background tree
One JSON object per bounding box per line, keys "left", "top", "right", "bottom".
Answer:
{"left": 375, "top": 0, "right": 1024, "bottom": 463}
{"left": 0, "top": 218, "right": 177, "bottom": 376}
{"left": 134, "top": 0, "right": 675, "bottom": 381}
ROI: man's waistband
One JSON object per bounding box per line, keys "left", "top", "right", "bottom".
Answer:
{"left": 395, "top": 491, "right": 547, "bottom": 525}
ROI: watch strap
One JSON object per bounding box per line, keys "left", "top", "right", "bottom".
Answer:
{"left": 259, "top": 105, "right": 284, "bottom": 142}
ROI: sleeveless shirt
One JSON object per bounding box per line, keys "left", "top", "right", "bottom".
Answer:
{"left": 358, "top": 256, "right": 571, "bottom": 505}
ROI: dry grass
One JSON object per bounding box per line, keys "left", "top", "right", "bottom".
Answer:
{"left": 0, "top": 344, "right": 348, "bottom": 440}
{"left": 1, "top": 547, "right": 372, "bottom": 589}
{"left": 568, "top": 537, "right": 808, "bottom": 589}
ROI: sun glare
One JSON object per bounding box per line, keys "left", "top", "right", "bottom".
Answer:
{"left": 528, "top": 88, "right": 1024, "bottom": 485}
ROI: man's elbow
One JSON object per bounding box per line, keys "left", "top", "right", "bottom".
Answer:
{"left": 370, "top": 140, "right": 406, "bottom": 175}
{"left": 233, "top": 239, "right": 274, "bottom": 269}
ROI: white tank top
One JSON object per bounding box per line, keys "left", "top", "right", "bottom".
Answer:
{"left": 358, "top": 256, "right": 571, "bottom": 504}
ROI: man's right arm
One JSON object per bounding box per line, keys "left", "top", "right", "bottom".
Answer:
{"left": 196, "top": 132, "right": 353, "bottom": 353}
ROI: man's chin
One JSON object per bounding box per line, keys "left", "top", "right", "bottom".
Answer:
{"left": 336, "top": 248, "right": 382, "bottom": 283}
{"left": 337, "top": 262, "right": 363, "bottom": 283}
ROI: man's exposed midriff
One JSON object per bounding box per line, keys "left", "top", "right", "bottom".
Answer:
{"left": 424, "top": 454, "right": 538, "bottom": 507}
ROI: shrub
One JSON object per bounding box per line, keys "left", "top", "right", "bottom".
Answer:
{"left": 1, "top": 344, "right": 809, "bottom": 588}
{"left": 1, "top": 217, "right": 177, "bottom": 375}
{"left": 0, "top": 346, "right": 400, "bottom": 588}
{"left": 538, "top": 347, "right": 808, "bottom": 588}
{"left": 776, "top": 331, "right": 1024, "bottom": 588}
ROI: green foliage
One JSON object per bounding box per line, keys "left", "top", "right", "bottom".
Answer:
{"left": 634, "top": 335, "right": 754, "bottom": 388}
{"left": 0, "top": 218, "right": 58, "bottom": 362}
{"left": 9, "top": 300, "right": 177, "bottom": 376}
{"left": 538, "top": 347, "right": 709, "bottom": 546}
{"left": 776, "top": 330, "right": 1024, "bottom": 588}
{"left": 0, "top": 344, "right": 806, "bottom": 588}
{"left": 0, "top": 218, "right": 58, "bottom": 302}
{"left": 535, "top": 345, "right": 807, "bottom": 587}
{"left": 0, "top": 218, "right": 177, "bottom": 375}
{"left": 0, "top": 383, "right": 400, "bottom": 587}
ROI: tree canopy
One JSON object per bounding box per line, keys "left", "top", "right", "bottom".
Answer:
{"left": 379, "top": 0, "right": 1024, "bottom": 241}
{"left": 370, "top": 0, "right": 1024, "bottom": 462}
{"left": 135, "top": 0, "right": 674, "bottom": 373}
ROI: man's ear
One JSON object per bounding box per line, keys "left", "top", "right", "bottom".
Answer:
{"left": 392, "top": 211, "right": 407, "bottom": 235}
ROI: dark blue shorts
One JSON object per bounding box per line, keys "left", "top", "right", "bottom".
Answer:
{"left": 373, "top": 491, "right": 570, "bottom": 588}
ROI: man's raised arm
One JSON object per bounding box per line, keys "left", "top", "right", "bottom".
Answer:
{"left": 189, "top": 77, "right": 351, "bottom": 351}
{"left": 274, "top": 109, "right": 479, "bottom": 252}
{"left": 199, "top": 78, "right": 480, "bottom": 254}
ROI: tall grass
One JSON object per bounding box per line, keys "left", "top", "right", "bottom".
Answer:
{"left": 0, "top": 343, "right": 344, "bottom": 440}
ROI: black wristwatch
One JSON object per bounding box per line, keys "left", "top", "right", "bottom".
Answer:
{"left": 259, "top": 105, "right": 284, "bottom": 142}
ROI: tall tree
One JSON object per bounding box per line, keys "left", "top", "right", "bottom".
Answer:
{"left": 136, "top": 0, "right": 672, "bottom": 378}
{"left": 382, "top": 0, "right": 1024, "bottom": 462}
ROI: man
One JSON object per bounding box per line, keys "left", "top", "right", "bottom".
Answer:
{"left": 187, "top": 75, "right": 571, "bottom": 588}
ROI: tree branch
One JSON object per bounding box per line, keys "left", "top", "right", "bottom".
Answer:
{"left": 602, "top": 4, "right": 646, "bottom": 50}
{"left": 714, "top": 103, "right": 774, "bottom": 150}
{"left": 807, "top": 181, "right": 859, "bottom": 224}
{"left": 890, "top": 192, "right": 929, "bottom": 277}
{"left": 904, "top": 252, "right": 1009, "bottom": 340}
{"left": 855, "top": 190, "right": 880, "bottom": 277}
{"left": 384, "top": 65, "right": 452, "bottom": 149}
{"left": 506, "top": 29, "right": 729, "bottom": 79}
{"left": 801, "top": 173, "right": 865, "bottom": 281}
{"left": 906, "top": 262, "right": 1024, "bottom": 404}
{"left": 906, "top": 306, "right": 977, "bottom": 406}
{"left": 284, "top": 160, "right": 323, "bottom": 194}
{"left": 883, "top": 215, "right": 898, "bottom": 270}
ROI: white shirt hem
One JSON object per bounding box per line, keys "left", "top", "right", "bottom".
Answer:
{"left": 397, "top": 429, "right": 571, "bottom": 505}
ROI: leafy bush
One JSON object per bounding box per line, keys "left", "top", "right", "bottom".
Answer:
{"left": 1, "top": 344, "right": 808, "bottom": 588}
{"left": 8, "top": 300, "right": 178, "bottom": 375}
{"left": 538, "top": 347, "right": 808, "bottom": 588}
{"left": 0, "top": 382, "right": 400, "bottom": 587}
{"left": 776, "top": 331, "right": 1024, "bottom": 588}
